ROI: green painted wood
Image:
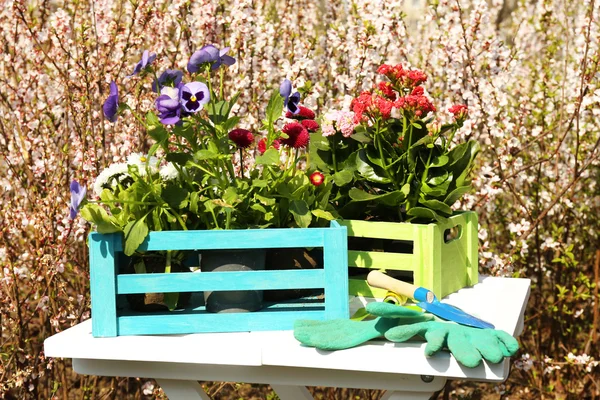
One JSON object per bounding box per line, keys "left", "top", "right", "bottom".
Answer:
{"left": 117, "top": 309, "right": 327, "bottom": 335}
{"left": 89, "top": 221, "right": 349, "bottom": 337}
{"left": 117, "top": 269, "right": 325, "bottom": 294}
{"left": 343, "top": 211, "right": 479, "bottom": 299}
{"left": 337, "top": 219, "right": 415, "bottom": 240}
{"left": 348, "top": 250, "right": 415, "bottom": 269}
{"left": 89, "top": 233, "right": 119, "bottom": 337}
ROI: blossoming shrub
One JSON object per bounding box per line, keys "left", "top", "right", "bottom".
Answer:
{"left": 0, "top": 0, "right": 598, "bottom": 398}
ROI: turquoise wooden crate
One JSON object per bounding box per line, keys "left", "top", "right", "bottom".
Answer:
{"left": 89, "top": 221, "right": 348, "bottom": 337}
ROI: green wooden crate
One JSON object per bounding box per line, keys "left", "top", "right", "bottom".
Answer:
{"left": 338, "top": 211, "right": 478, "bottom": 299}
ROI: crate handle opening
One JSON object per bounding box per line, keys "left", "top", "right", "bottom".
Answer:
{"left": 444, "top": 225, "right": 462, "bottom": 243}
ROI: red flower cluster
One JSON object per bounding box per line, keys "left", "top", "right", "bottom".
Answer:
{"left": 281, "top": 122, "right": 310, "bottom": 149}
{"left": 228, "top": 128, "right": 254, "bottom": 148}
{"left": 351, "top": 91, "right": 374, "bottom": 124}
{"left": 449, "top": 104, "right": 468, "bottom": 120}
{"left": 394, "top": 87, "right": 436, "bottom": 117}
{"left": 378, "top": 81, "right": 396, "bottom": 100}
{"left": 377, "top": 63, "right": 427, "bottom": 89}
{"left": 257, "top": 137, "right": 280, "bottom": 154}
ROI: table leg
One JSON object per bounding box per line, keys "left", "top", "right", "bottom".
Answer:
{"left": 156, "top": 379, "right": 211, "bottom": 400}
{"left": 270, "top": 384, "right": 314, "bottom": 400}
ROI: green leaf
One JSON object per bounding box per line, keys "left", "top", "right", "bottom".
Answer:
{"left": 406, "top": 207, "right": 447, "bottom": 223}
{"left": 133, "top": 259, "right": 146, "bottom": 274}
{"left": 427, "top": 170, "right": 450, "bottom": 186}
{"left": 355, "top": 149, "right": 391, "bottom": 184}
{"left": 163, "top": 292, "right": 179, "bottom": 311}
{"left": 420, "top": 181, "right": 447, "bottom": 197}
{"left": 266, "top": 90, "right": 285, "bottom": 125}
{"left": 251, "top": 179, "right": 268, "bottom": 188}
{"left": 255, "top": 193, "right": 276, "bottom": 206}
{"left": 195, "top": 149, "right": 219, "bottom": 160}
{"left": 166, "top": 152, "right": 193, "bottom": 166}
{"left": 311, "top": 209, "right": 336, "bottom": 220}
{"left": 444, "top": 185, "right": 472, "bottom": 205}
{"left": 190, "top": 192, "right": 199, "bottom": 214}
{"left": 350, "top": 131, "right": 372, "bottom": 144}
{"left": 348, "top": 188, "right": 406, "bottom": 206}
{"left": 250, "top": 203, "right": 267, "bottom": 213}
{"left": 163, "top": 185, "right": 188, "bottom": 209}
{"left": 123, "top": 219, "right": 149, "bottom": 256}
{"left": 333, "top": 170, "right": 354, "bottom": 186}
{"left": 430, "top": 154, "right": 449, "bottom": 167}
{"left": 255, "top": 148, "right": 280, "bottom": 166}
{"left": 417, "top": 198, "right": 453, "bottom": 216}
{"left": 223, "top": 187, "right": 240, "bottom": 206}
{"left": 222, "top": 116, "right": 240, "bottom": 133}
{"left": 289, "top": 199, "right": 312, "bottom": 228}
{"left": 79, "top": 204, "right": 121, "bottom": 233}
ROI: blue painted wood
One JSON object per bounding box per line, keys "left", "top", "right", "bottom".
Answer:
{"left": 112, "top": 228, "right": 328, "bottom": 252}
{"left": 324, "top": 223, "right": 349, "bottom": 320}
{"left": 117, "top": 269, "right": 326, "bottom": 294}
{"left": 117, "top": 310, "right": 327, "bottom": 335}
{"left": 89, "top": 222, "right": 349, "bottom": 337}
{"left": 89, "top": 233, "right": 119, "bottom": 337}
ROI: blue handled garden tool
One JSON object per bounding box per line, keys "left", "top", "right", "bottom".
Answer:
{"left": 367, "top": 271, "right": 495, "bottom": 329}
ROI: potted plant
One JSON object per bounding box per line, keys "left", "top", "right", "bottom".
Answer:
{"left": 75, "top": 47, "right": 348, "bottom": 335}
{"left": 310, "top": 63, "right": 480, "bottom": 298}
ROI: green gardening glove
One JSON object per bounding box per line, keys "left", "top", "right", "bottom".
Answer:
{"left": 294, "top": 302, "right": 433, "bottom": 350}
{"left": 383, "top": 321, "right": 520, "bottom": 368}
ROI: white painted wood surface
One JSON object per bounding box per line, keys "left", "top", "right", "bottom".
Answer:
{"left": 44, "top": 277, "right": 530, "bottom": 399}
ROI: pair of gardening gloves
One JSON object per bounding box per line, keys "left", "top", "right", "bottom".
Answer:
{"left": 293, "top": 302, "right": 519, "bottom": 368}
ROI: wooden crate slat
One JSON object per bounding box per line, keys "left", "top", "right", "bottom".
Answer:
{"left": 89, "top": 234, "right": 118, "bottom": 337}
{"left": 117, "top": 269, "right": 326, "bottom": 294}
{"left": 337, "top": 219, "right": 415, "bottom": 241}
{"left": 347, "top": 250, "right": 415, "bottom": 270}
{"left": 97, "top": 228, "right": 330, "bottom": 252}
{"left": 116, "top": 309, "right": 327, "bottom": 335}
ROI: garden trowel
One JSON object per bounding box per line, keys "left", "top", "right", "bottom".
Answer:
{"left": 367, "top": 271, "right": 495, "bottom": 329}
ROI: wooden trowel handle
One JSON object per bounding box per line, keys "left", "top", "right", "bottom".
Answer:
{"left": 367, "top": 271, "right": 418, "bottom": 300}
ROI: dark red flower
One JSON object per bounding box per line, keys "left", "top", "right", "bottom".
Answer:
{"left": 301, "top": 119, "right": 320, "bottom": 132}
{"left": 286, "top": 106, "right": 315, "bottom": 120}
{"left": 257, "top": 137, "right": 281, "bottom": 154}
{"left": 228, "top": 128, "right": 254, "bottom": 148}
{"left": 281, "top": 122, "right": 310, "bottom": 149}
{"left": 309, "top": 171, "right": 325, "bottom": 186}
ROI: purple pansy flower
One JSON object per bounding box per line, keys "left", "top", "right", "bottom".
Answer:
{"left": 152, "top": 69, "right": 184, "bottom": 93}
{"left": 155, "top": 86, "right": 183, "bottom": 125}
{"left": 187, "top": 45, "right": 220, "bottom": 73}
{"left": 180, "top": 82, "right": 210, "bottom": 113}
{"left": 102, "top": 81, "right": 119, "bottom": 122}
{"left": 187, "top": 45, "right": 236, "bottom": 73}
{"left": 280, "top": 79, "right": 300, "bottom": 114}
{"left": 212, "top": 47, "right": 236, "bottom": 70}
{"left": 129, "top": 50, "right": 157, "bottom": 76}
{"left": 69, "top": 180, "right": 87, "bottom": 219}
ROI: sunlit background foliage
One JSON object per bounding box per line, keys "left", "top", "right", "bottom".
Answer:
{"left": 1, "top": 0, "right": 599, "bottom": 398}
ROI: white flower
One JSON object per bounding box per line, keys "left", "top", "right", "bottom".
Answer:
{"left": 126, "top": 153, "right": 159, "bottom": 176}
{"left": 93, "top": 162, "right": 129, "bottom": 196}
{"left": 159, "top": 162, "right": 180, "bottom": 180}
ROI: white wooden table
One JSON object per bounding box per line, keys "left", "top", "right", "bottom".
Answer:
{"left": 44, "top": 277, "right": 530, "bottom": 400}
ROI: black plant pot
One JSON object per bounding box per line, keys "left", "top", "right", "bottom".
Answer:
{"left": 201, "top": 249, "right": 266, "bottom": 313}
